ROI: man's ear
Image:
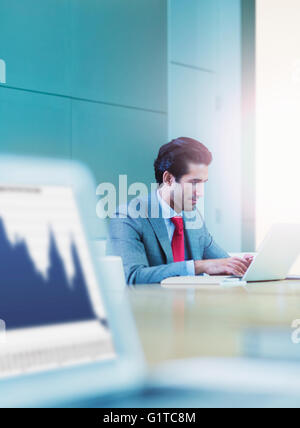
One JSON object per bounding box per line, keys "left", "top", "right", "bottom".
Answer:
{"left": 162, "top": 171, "right": 175, "bottom": 186}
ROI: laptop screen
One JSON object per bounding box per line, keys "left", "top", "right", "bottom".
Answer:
{"left": 0, "top": 185, "right": 115, "bottom": 377}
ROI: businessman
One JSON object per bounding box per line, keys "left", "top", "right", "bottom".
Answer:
{"left": 107, "top": 137, "right": 253, "bottom": 284}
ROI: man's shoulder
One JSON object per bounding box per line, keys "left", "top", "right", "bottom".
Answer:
{"left": 115, "top": 191, "right": 159, "bottom": 220}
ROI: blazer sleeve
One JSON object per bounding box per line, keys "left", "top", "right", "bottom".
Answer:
{"left": 106, "top": 212, "right": 190, "bottom": 285}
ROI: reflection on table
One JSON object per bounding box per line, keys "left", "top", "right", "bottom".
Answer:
{"left": 127, "top": 280, "right": 300, "bottom": 365}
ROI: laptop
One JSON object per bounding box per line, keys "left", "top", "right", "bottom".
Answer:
{"left": 0, "top": 155, "right": 145, "bottom": 407}
{"left": 241, "top": 223, "right": 300, "bottom": 282}
{"left": 1, "top": 155, "right": 300, "bottom": 408}
{"left": 162, "top": 223, "right": 300, "bottom": 288}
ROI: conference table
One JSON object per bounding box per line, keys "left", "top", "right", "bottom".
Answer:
{"left": 96, "top": 279, "right": 300, "bottom": 407}
{"left": 127, "top": 279, "right": 300, "bottom": 365}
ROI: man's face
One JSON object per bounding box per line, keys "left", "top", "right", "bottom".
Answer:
{"left": 171, "top": 163, "right": 209, "bottom": 212}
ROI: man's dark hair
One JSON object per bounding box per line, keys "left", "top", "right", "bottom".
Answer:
{"left": 154, "top": 137, "right": 213, "bottom": 185}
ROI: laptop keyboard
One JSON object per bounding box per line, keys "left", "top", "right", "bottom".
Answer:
{"left": 0, "top": 340, "right": 113, "bottom": 377}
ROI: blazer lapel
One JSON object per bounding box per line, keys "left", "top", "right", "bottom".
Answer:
{"left": 183, "top": 209, "right": 205, "bottom": 261}
{"left": 146, "top": 192, "right": 174, "bottom": 264}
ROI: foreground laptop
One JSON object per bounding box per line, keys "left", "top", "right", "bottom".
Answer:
{"left": 0, "top": 155, "right": 145, "bottom": 407}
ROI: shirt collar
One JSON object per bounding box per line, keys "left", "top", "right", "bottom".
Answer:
{"left": 156, "top": 189, "right": 183, "bottom": 219}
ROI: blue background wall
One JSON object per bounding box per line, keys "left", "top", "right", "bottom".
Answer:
{"left": 0, "top": 0, "right": 168, "bottom": 238}
{"left": 0, "top": 0, "right": 253, "bottom": 250}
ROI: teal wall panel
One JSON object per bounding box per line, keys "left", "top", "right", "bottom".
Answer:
{"left": 0, "top": 0, "right": 71, "bottom": 94}
{"left": 169, "top": 0, "right": 218, "bottom": 70}
{"left": 0, "top": 0, "right": 168, "bottom": 238}
{"left": 0, "top": 0, "right": 167, "bottom": 112}
{"left": 71, "top": 100, "right": 167, "bottom": 192}
{"left": 72, "top": 101, "right": 167, "bottom": 239}
{"left": 0, "top": 87, "right": 71, "bottom": 158}
{"left": 169, "top": 64, "right": 216, "bottom": 146}
{"left": 70, "top": 0, "right": 167, "bottom": 111}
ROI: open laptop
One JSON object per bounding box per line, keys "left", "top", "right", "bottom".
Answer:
{"left": 240, "top": 223, "right": 300, "bottom": 282}
{"left": 0, "top": 155, "right": 145, "bottom": 407}
{"left": 162, "top": 223, "right": 300, "bottom": 288}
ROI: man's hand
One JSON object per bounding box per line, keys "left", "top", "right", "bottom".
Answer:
{"left": 242, "top": 254, "right": 255, "bottom": 264}
{"left": 194, "top": 256, "right": 253, "bottom": 277}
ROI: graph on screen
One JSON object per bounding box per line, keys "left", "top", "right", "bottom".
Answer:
{"left": 0, "top": 185, "right": 105, "bottom": 330}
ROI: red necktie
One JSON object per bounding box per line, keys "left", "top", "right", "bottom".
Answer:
{"left": 171, "top": 217, "right": 185, "bottom": 262}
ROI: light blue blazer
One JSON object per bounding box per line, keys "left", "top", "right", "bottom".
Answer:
{"left": 106, "top": 191, "right": 229, "bottom": 285}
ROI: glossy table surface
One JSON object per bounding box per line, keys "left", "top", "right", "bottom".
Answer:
{"left": 76, "top": 278, "right": 300, "bottom": 408}
{"left": 127, "top": 279, "right": 300, "bottom": 366}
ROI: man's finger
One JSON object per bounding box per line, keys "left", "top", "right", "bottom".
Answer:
{"left": 231, "top": 268, "right": 243, "bottom": 277}
{"left": 230, "top": 259, "right": 248, "bottom": 272}
{"left": 243, "top": 254, "right": 254, "bottom": 262}
{"left": 227, "top": 263, "right": 246, "bottom": 276}
{"left": 231, "top": 257, "right": 249, "bottom": 269}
